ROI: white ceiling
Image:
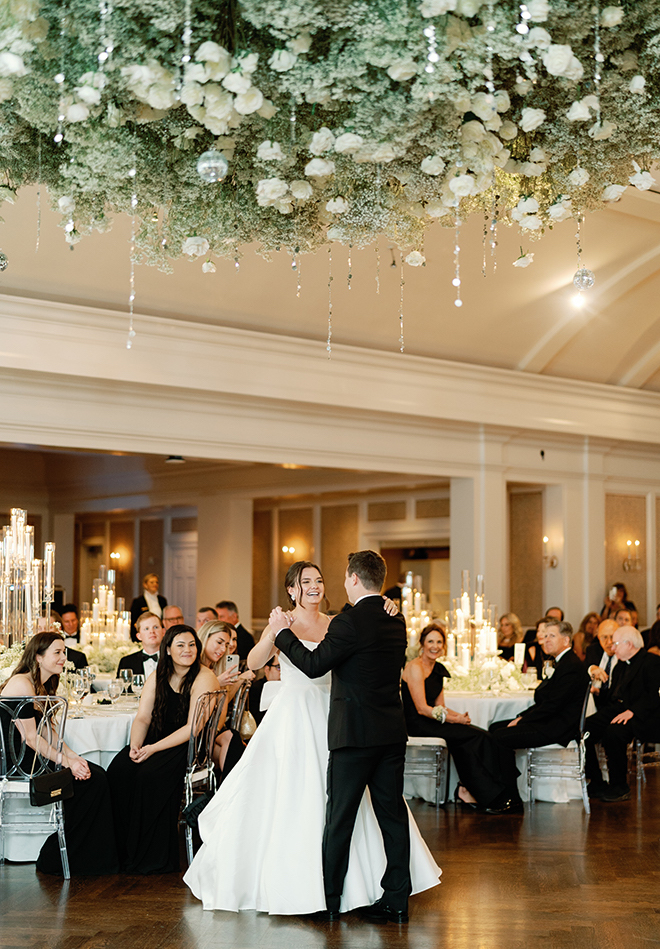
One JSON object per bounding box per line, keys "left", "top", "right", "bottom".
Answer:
{"left": 2, "top": 183, "right": 660, "bottom": 391}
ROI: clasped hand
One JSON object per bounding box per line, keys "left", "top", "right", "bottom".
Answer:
{"left": 69, "top": 756, "right": 91, "bottom": 780}
{"left": 129, "top": 744, "right": 154, "bottom": 763}
{"left": 268, "top": 606, "right": 294, "bottom": 639}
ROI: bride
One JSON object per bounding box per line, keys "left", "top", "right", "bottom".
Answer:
{"left": 183, "top": 561, "right": 441, "bottom": 915}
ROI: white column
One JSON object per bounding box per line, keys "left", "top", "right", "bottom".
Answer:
{"left": 196, "top": 497, "right": 254, "bottom": 628}
{"left": 543, "top": 484, "right": 564, "bottom": 614}
{"left": 53, "top": 513, "right": 75, "bottom": 603}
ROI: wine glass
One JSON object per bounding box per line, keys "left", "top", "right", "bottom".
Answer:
{"left": 108, "top": 679, "right": 122, "bottom": 704}
{"left": 132, "top": 674, "right": 145, "bottom": 699}
{"left": 72, "top": 675, "right": 87, "bottom": 718}
{"left": 118, "top": 669, "right": 133, "bottom": 695}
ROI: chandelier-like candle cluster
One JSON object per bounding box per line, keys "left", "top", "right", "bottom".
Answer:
{"left": 79, "top": 564, "right": 131, "bottom": 645}
{"left": 446, "top": 570, "right": 499, "bottom": 667}
{"left": 400, "top": 571, "right": 431, "bottom": 650}
{"left": 0, "top": 509, "right": 55, "bottom": 647}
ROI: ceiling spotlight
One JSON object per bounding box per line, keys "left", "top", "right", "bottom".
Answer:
{"left": 165, "top": 455, "right": 185, "bottom": 464}
{"left": 572, "top": 293, "right": 585, "bottom": 308}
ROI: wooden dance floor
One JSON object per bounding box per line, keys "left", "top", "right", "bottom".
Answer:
{"left": 2, "top": 771, "right": 659, "bottom": 949}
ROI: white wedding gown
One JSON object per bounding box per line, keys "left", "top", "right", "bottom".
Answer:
{"left": 184, "top": 642, "right": 441, "bottom": 914}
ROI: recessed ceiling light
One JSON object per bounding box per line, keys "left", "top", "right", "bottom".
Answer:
{"left": 165, "top": 455, "right": 185, "bottom": 464}
{"left": 572, "top": 293, "right": 585, "bottom": 308}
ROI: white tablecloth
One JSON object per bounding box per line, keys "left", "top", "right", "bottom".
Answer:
{"left": 404, "top": 689, "right": 583, "bottom": 805}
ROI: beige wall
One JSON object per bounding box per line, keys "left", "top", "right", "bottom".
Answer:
{"left": 321, "top": 504, "right": 359, "bottom": 611}
{"left": 605, "top": 494, "right": 647, "bottom": 625}
{"left": 509, "top": 490, "right": 543, "bottom": 627}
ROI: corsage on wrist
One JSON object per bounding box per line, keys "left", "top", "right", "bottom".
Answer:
{"left": 432, "top": 705, "right": 447, "bottom": 724}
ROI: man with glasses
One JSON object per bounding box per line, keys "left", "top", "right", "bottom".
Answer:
{"left": 585, "top": 626, "right": 660, "bottom": 802}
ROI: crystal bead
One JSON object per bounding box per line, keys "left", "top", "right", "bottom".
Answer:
{"left": 573, "top": 267, "right": 595, "bottom": 290}
{"left": 0, "top": 250, "right": 8, "bottom": 271}
{"left": 196, "top": 150, "right": 229, "bottom": 183}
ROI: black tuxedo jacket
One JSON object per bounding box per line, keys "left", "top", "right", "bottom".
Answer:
{"left": 607, "top": 649, "right": 660, "bottom": 724}
{"left": 235, "top": 623, "right": 255, "bottom": 661}
{"left": 275, "top": 595, "right": 408, "bottom": 751}
{"left": 130, "top": 594, "right": 167, "bottom": 630}
{"left": 517, "top": 649, "right": 589, "bottom": 744}
{"left": 117, "top": 650, "right": 158, "bottom": 677}
{"left": 66, "top": 646, "right": 89, "bottom": 670}
{"left": 583, "top": 640, "right": 604, "bottom": 669}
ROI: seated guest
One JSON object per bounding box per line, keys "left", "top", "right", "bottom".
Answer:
{"left": 586, "top": 621, "right": 618, "bottom": 709}
{"left": 585, "top": 626, "right": 660, "bottom": 803}
{"left": 60, "top": 603, "right": 80, "bottom": 642}
{"left": 117, "top": 612, "right": 164, "bottom": 679}
{"left": 522, "top": 618, "right": 550, "bottom": 678}
{"left": 38, "top": 611, "right": 88, "bottom": 669}
{"left": 215, "top": 600, "right": 255, "bottom": 660}
{"left": 196, "top": 606, "right": 218, "bottom": 629}
{"left": 601, "top": 582, "right": 635, "bottom": 621}
{"left": 614, "top": 607, "right": 633, "bottom": 627}
{"left": 545, "top": 606, "right": 564, "bottom": 622}
{"left": 641, "top": 605, "right": 660, "bottom": 646}
{"left": 163, "top": 604, "right": 185, "bottom": 629}
{"left": 402, "top": 626, "right": 522, "bottom": 815}
{"left": 573, "top": 612, "right": 601, "bottom": 661}
{"left": 130, "top": 573, "right": 167, "bottom": 641}
{"left": 497, "top": 612, "right": 524, "bottom": 662}
{"left": 107, "top": 625, "right": 219, "bottom": 873}
{"left": 490, "top": 620, "right": 589, "bottom": 749}
{"left": 250, "top": 655, "right": 281, "bottom": 726}
{"left": 0, "top": 632, "right": 118, "bottom": 875}
{"left": 647, "top": 621, "right": 660, "bottom": 657}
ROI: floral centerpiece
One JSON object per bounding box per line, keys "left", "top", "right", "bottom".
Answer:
{"left": 84, "top": 638, "right": 138, "bottom": 674}
{"left": 441, "top": 653, "right": 528, "bottom": 692}
{"left": 0, "top": 640, "right": 26, "bottom": 685}
{"left": 0, "top": 1, "right": 657, "bottom": 269}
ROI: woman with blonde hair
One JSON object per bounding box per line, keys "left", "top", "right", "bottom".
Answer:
{"left": 497, "top": 612, "right": 524, "bottom": 661}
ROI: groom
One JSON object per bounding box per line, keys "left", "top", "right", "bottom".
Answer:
{"left": 274, "top": 550, "right": 411, "bottom": 923}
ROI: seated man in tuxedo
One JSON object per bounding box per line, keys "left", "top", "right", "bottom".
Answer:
{"left": 585, "top": 626, "right": 660, "bottom": 802}
{"left": 130, "top": 573, "right": 167, "bottom": 641}
{"left": 39, "top": 610, "right": 88, "bottom": 669}
{"left": 490, "top": 620, "right": 589, "bottom": 749}
{"left": 215, "top": 600, "right": 254, "bottom": 660}
{"left": 585, "top": 619, "right": 618, "bottom": 709}
{"left": 117, "top": 612, "right": 164, "bottom": 680}
{"left": 162, "top": 604, "right": 185, "bottom": 629}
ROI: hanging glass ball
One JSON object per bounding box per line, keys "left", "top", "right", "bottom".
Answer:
{"left": 0, "top": 250, "right": 8, "bottom": 272}
{"left": 573, "top": 267, "right": 595, "bottom": 290}
{"left": 196, "top": 150, "right": 229, "bottom": 183}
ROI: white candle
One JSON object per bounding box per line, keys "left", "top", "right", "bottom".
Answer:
{"left": 92, "top": 600, "right": 100, "bottom": 623}
{"left": 447, "top": 632, "right": 456, "bottom": 658}
{"left": 98, "top": 585, "right": 107, "bottom": 610}
{"left": 456, "top": 608, "right": 465, "bottom": 633}
{"left": 81, "top": 619, "right": 91, "bottom": 645}
{"left": 461, "top": 592, "right": 470, "bottom": 617}
{"left": 107, "top": 590, "right": 115, "bottom": 614}
{"left": 44, "top": 542, "right": 55, "bottom": 596}
{"left": 474, "top": 598, "right": 483, "bottom": 624}
{"left": 489, "top": 627, "right": 497, "bottom": 654}
{"left": 459, "top": 643, "right": 470, "bottom": 670}
{"left": 414, "top": 592, "right": 421, "bottom": 613}
{"left": 514, "top": 642, "right": 526, "bottom": 667}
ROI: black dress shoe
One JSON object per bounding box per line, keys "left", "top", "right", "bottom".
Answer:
{"left": 306, "top": 909, "right": 341, "bottom": 922}
{"left": 601, "top": 785, "right": 631, "bottom": 803}
{"left": 481, "top": 798, "right": 524, "bottom": 815}
{"left": 587, "top": 781, "right": 608, "bottom": 800}
{"left": 358, "top": 899, "right": 409, "bottom": 923}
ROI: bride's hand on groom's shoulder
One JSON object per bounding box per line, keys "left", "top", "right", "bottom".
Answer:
{"left": 268, "top": 606, "right": 294, "bottom": 635}
{"left": 382, "top": 597, "right": 399, "bottom": 617}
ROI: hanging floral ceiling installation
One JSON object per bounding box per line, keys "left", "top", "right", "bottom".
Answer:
{"left": 0, "top": 0, "right": 659, "bottom": 271}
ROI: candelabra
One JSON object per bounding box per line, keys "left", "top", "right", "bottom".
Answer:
{"left": 0, "top": 508, "right": 55, "bottom": 647}
{"left": 400, "top": 571, "right": 431, "bottom": 650}
{"left": 79, "top": 564, "right": 131, "bottom": 645}
{"left": 445, "top": 570, "right": 499, "bottom": 667}
{"left": 622, "top": 539, "right": 642, "bottom": 572}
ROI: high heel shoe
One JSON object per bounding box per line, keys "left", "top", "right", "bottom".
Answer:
{"left": 453, "top": 783, "right": 478, "bottom": 810}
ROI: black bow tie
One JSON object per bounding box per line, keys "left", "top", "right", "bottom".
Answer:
{"left": 143, "top": 652, "right": 159, "bottom": 661}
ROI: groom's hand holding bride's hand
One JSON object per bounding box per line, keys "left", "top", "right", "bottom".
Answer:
{"left": 268, "top": 606, "right": 294, "bottom": 640}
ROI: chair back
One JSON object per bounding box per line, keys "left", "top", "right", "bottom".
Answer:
{"left": 577, "top": 681, "right": 593, "bottom": 739}
{"left": 229, "top": 680, "right": 252, "bottom": 731}
{"left": 0, "top": 695, "right": 68, "bottom": 779}
{"left": 185, "top": 690, "right": 227, "bottom": 776}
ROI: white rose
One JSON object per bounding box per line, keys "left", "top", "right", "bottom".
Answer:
{"left": 526, "top": 0, "right": 549, "bottom": 19}
{"left": 547, "top": 198, "right": 572, "bottom": 222}
{"left": 222, "top": 72, "right": 251, "bottom": 94}
{"left": 425, "top": 199, "right": 451, "bottom": 218}
{"left": 420, "top": 0, "right": 457, "bottom": 15}
{"left": 269, "top": 49, "right": 297, "bottom": 72}
{"left": 326, "top": 197, "right": 349, "bottom": 214}
{"left": 66, "top": 102, "right": 89, "bottom": 122}
{"left": 256, "top": 177, "right": 289, "bottom": 207}
{"left": 515, "top": 78, "right": 532, "bottom": 95}
{"left": 527, "top": 27, "right": 551, "bottom": 48}
{"left": 499, "top": 121, "right": 518, "bottom": 141}
{"left": 234, "top": 87, "right": 263, "bottom": 115}
{"left": 202, "top": 260, "right": 216, "bottom": 273}
{"left": 182, "top": 236, "right": 210, "bottom": 257}
{"left": 601, "top": 6, "right": 623, "bottom": 27}
{"left": 461, "top": 121, "right": 485, "bottom": 143}
{"left": 456, "top": 0, "right": 482, "bottom": 13}
{"left": 0, "top": 77, "right": 13, "bottom": 102}
{"left": 58, "top": 196, "right": 75, "bottom": 215}
{"left": 196, "top": 43, "right": 231, "bottom": 76}
{"left": 543, "top": 45, "right": 583, "bottom": 80}
{"left": 334, "top": 132, "right": 364, "bottom": 154}
{"left": 0, "top": 51, "right": 27, "bottom": 77}
{"left": 448, "top": 174, "right": 476, "bottom": 197}
{"left": 237, "top": 52, "right": 259, "bottom": 74}
{"left": 471, "top": 92, "right": 497, "bottom": 123}
{"left": 602, "top": 184, "right": 626, "bottom": 202}
{"left": 355, "top": 143, "right": 397, "bottom": 163}
{"left": 511, "top": 197, "right": 539, "bottom": 221}
{"left": 588, "top": 119, "right": 615, "bottom": 140}
{"left": 405, "top": 251, "right": 426, "bottom": 267}
{"left": 146, "top": 82, "right": 177, "bottom": 110}
{"left": 257, "top": 99, "right": 278, "bottom": 119}
{"left": 520, "top": 161, "right": 545, "bottom": 176}
{"left": 568, "top": 167, "right": 590, "bottom": 188}
{"left": 309, "top": 127, "right": 335, "bottom": 155}
{"left": 629, "top": 163, "right": 655, "bottom": 191}
{"left": 185, "top": 63, "right": 209, "bottom": 83}
{"left": 520, "top": 215, "right": 543, "bottom": 231}
{"left": 566, "top": 99, "right": 591, "bottom": 122}
{"left": 387, "top": 61, "right": 417, "bottom": 82}
{"left": 180, "top": 82, "right": 204, "bottom": 107}
{"left": 257, "top": 140, "right": 284, "bottom": 161}
{"left": 304, "top": 158, "right": 335, "bottom": 177}
{"left": 75, "top": 85, "right": 101, "bottom": 105}
{"left": 513, "top": 253, "right": 534, "bottom": 268}
{"left": 289, "top": 32, "right": 312, "bottom": 54}
{"left": 493, "top": 90, "right": 510, "bottom": 113}
{"left": 421, "top": 155, "right": 446, "bottom": 176}
{"left": 529, "top": 147, "right": 546, "bottom": 162}
{"left": 290, "top": 180, "right": 313, "bottom": 201}
{"left": 203, "top": 86, "right": 234, "bottom": 120}
{"left": 520, "top": 107, "right": 545, "bottom": 132}
{"left": 629, "top": 75, "right": 645, "bottom": 94}
{"left": 274, "top": 199, "right": 292, "bottom": 214}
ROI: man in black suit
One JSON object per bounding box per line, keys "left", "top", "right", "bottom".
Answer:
{"left": 129, "top": 573, "right": 167, "bottom": 642}
{"left": 215, "top": 601, "right": 255, "bottom": 660}
{"left": 584, "top": 619, "right": 618, "bottom": 709}
{"left": 585, "top": 626, "right": 660, "bottom": 802}
{"left": 117, "top": 612, "right": 164, "bottom": 679}
{"left": 274, "top": 550, "right": 413, "bottom": 923}
{"left": 490, "top": 620, "right": 589, "bottom": 748}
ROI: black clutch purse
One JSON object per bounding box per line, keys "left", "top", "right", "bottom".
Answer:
{"left": 30, "top": 767, "right": 74, "bottom": 807}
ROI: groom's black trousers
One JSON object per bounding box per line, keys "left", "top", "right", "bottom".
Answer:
{"left": 322, "top": 741, "right": 411, "bottom": 912}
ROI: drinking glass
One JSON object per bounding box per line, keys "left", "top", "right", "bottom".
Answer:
{"left": 132, "top": 674, "right": 145, "bottom": 699}
{"left": 118, "top": 669, "right": 133, "bottom": 694}
{"left": 71, "top": 675, "right": 87, "bottom": 718}
{"left": 108, "top": 679, "right": 122, "bottom": 704}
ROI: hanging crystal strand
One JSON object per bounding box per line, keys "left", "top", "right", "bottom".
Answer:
{"left": 326, "top": 246, "right": 333, "bottom": 357}
{"left": 482, "top": 212, "right": 488, "bottom": 277}
{"left": 291, "top": 247, "right": 301, "bottom": 297}
{"left": 593, "top": 2, "right": 602, "bottom": 104}
{"left": 573, "top": 213, "right": 595, "bottom": 290}
{"left": 489, "top": 180, "right": 498, "bottom": 271}
{"left": 126, "top": 152, "right": 138, "bottom": 350}
{"left": 290, "top": 96, "right": 297, "bottom": 145}
{"left": 399, "top": 259, "right": 405, "bottom": 352}
{"left": 53, "top": 1, "right": 68, "bottom": 144}
{"left": 296, "top": 248, "right": 301, "bottom": 297}
{"left": 375, "top": 241, "right": 380, "bottom": 294}
{"left": 347, "top": 243, "right": 352, "bottom": 290}
{"left": 515, "top": 2, "right": 531, "bottom": 35}
{"left": 453, "top": 211, "right": 462, "bottom": 307}
{"left": 423, "top": 23, "right": 439, "bottom": 74}
{"left": 97, "top": 0, "right": 114, "bottom": 71}
{"left": 234, "top": 253, "right": 240, "bottom": 273}
{"left": 176, "top": 0, "right": 193, "bottom": 96}
{"left": 35, "top": 134, "right": 42, "bottom": 252}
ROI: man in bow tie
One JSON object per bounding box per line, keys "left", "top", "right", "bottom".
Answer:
{"left": 489, "top": 619, "right": 589, "bottom": 749}
{"left": 117, "top": 612, "right": 164, "bottom": 679}
{"left": 584, "top": 625, "right": 660, "bottom": 802}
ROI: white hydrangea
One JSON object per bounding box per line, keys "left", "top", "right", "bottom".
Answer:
{"left": 309, "top": 127, "right": 335, "bottom": 155}
{"left": 425, "top": 199, "right": 452, "bottom": 218}
{"left": 405, "top": 251, "right": 426, "bottom": 267}
{"left": 180, "top": 82, "right": 205, "bottom": 107}
{"left": 290, "top": 180, "right": 313, "bottom": 201}
{"left": 58, "top": 196, "right": 75, "bottom": 215}
{"left": 195, "top": 43, "right": 231, "bottom": 79}
{"left": 498, "top": 121, "right": 518, "bottom": 141}
{"left": 182, "top": 236, "right": 210, "bottom": 257}
{"left": 146, "top": 82, "right": 177, "bottom": 110}
{"left": 526, "top": 27, "right": 551, "bottom": 48}
{"left": 256, "top": 178, "right": 289, "bottom": 207}
{"left": 455, "top": 0, "right": 482, "bottom": 14}
{"left": 387, "top": 61, "right": 417, "bottom": 82}
{"left": 304, "top": 158, "right": 335, "bottom": 177}
{"left": 421, "top": 155, "right": 446, "bottom": 176}
{"left": 493, "top": 90, "right": 510, "bottom": 113}
{"left": 602, "top": 184, "right": 627, "bottom": 202}
{"left": 269, "top": 50, "right": 297, "bottom": 72}
{"left": 601, "top": 6, "right": 624, "bottom": 27}
{"left": 256, "top": 140, "right": 284, "bottom": 161}
{"left": 566, "top": 96, "right": 599, "bottom": 122}
{"left": 512, "top": 197, "right": 539, "bottom": 221}
{"left": 0, "top": 78, "right": 13, "bottom": 102}
{"left": 519, "top": 215, "right": 543, "bottom": 231}
{"left": 471, "top": 92, "right": 497, "bottom": 123}
{"left": 519, "top": 108, "right": 545, "bottom": 132}
{"left": 334, "top": 133, "right": 364, "bottom": 154}
{"left": 75, "top": 84, "right": 102, "bottom": 105}
{"left": 326, "top": 197, "right": 349, "bottom": 214}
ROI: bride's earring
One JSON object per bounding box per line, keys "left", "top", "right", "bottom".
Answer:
{"left": 291, "top": 593, "right": 296, "bottom": 602}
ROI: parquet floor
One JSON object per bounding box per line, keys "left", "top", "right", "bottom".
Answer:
{"left": 2, "top": 772, "right": 659, "bottom": 949}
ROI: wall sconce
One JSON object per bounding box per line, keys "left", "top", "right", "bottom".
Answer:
{"left": 623, "top": 539, "right": 641, "bottom": 572}
{"left": 282, "top": 545, "right": 296, "bottom": 555}
{"left": 110, "top": 551, "right": 120, "bottom": 560}
{"left": 543, "top": 536, "right": 558, "bottom": 569}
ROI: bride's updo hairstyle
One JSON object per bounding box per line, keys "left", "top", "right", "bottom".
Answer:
{"left": 285, "top": 561, "right": 325, "bottom": 609}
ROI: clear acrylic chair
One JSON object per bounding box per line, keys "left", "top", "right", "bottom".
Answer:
{"left": 404, "top": 736, "right": 449, "bottom": 808}
{"left": 181, "top": 689, "right": 227, "bottom": 865}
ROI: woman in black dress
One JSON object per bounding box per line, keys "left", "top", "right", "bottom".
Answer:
{"left": 0, "top": 631, "right": 118, "bottom": 875}
{"left": 401, "top": 625, "right": 521, "bottom": 813}
{"left": 107, "top": 624, "right": 219, "bottom": 873}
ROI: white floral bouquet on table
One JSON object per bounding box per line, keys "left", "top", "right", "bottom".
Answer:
{"left": 0, "top": 1, "right": 658, "bottom": 268}
{"left": 442, "top": 654, "right": 526, "bottom": 693}
{"left": 84, "top": 639, "right": 138, "bottom": 675}
{"left": 0, "top": 641, "right": 26, "bottom": 685}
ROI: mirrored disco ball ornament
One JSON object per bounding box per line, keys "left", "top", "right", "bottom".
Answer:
{"left": 196, "top": 150, "right": 229, "bottom": 183}
{"left": 0, "top": 250, "right": 8, "bottom": 271}
{"left": 573, "top": 267, "right": 595, "bottom": 290}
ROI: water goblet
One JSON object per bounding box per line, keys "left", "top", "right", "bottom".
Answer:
{"left": 118, "top": 669, "right": 133, "bottom": 695}
{"left": 132, "top": 674, "right": 145, "bottom": 699}
{"left": 71, "top": 675, "right": 87, "bottom": 718}
{"left": 108, "top": 679, "right": 122, "bottom": 704}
